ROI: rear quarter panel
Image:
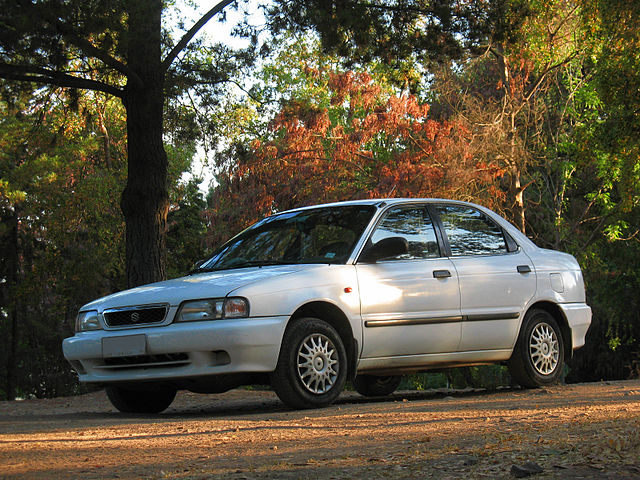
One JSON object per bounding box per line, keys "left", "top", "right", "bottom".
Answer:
{"left": 529, "top": 249, "right": 587, "bottom": 304}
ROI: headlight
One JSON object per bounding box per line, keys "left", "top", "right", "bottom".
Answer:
{"left": 75, "top": 310, "right": 102, "bottom": 332}
{"left": 176, "top": 297, "right": 249, "bottom": 322}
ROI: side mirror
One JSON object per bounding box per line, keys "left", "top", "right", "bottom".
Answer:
{"left": 188, "top": 259, "right": 206, "bottom": 274}
{"left": 192, "top": 259, "right": 205, "bottom": 270}
{"left": 359, "top": 236, "right": 409, "bottom": 263}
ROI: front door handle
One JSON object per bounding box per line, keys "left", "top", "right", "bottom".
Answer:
{"left": 433, "top": 270, "right": 452, "bottom": 279}
{"left": 517, "top": 265, "right": 532, "bottom": 274}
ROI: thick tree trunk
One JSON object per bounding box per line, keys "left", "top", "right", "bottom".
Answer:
{"left": 121, "top": 0, "right": 169, "bottom": 288}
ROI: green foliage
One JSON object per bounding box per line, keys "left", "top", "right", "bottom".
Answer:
{"left": 0, "top": 84, "right": 202, "bottom": 399}
{"left": 166, "top": 178, "right": 208, "bottom": 278}
{"left": 0, "top": 87, "right": 127, "bottom": 399}
{"left": 555, "top": 0, "right": 640, "bottom": 381}
{"left": 582, "top": 0, "right": 640, "bottom": 212}
{"left": 567, "top": 219, "right": 640, "bottom": 381}
{"left": 266, "top": 0, "right": 531, "bottom": 90}
{"left": 400, "top": 366, "right": 512, "bottom": 391}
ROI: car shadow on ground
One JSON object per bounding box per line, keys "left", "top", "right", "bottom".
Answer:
{"left": 0, "top": 386, "right": 521, "bottom": 431}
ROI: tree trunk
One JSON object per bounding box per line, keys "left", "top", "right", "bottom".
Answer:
{"left": 512, "top": 166, "right": 526, "bottom": 234}
{"left": 120, "top": 0, "right": 169, "bottom": 288}
{"left": 509, "top": 112, "right": 526, "bottom": 234}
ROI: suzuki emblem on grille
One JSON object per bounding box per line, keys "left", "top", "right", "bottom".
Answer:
{"left": 130, "top": 312, "right": 140, "bottom": 323}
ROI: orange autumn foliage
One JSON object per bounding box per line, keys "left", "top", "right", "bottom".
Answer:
{"left": 207, "top": 70, "right": 504, "bottom": 248}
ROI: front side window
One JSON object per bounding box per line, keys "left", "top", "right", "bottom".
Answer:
{"left": 434, "top": 205, "right": 508, "bottom": 256}
{"left": 367, "top": 206, "right": 440, "bottom": 260}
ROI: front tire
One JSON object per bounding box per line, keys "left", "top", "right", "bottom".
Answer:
{"left": 353, "top": 375, "right": 402, "bottom": 397}
{"left": 105, "top": 385, "right": 177, "bottom": 413}
{"left": 271, "top": 317, "right": 347, "bottom": 409}
{"left": 508, "top": 309, "right": 564, "bottom": 388}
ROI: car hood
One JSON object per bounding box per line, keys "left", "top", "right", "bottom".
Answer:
{"left": 81, "top": 265, "right": 321, "bottom": 311}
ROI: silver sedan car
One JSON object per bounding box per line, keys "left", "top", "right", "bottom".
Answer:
{"left": 63, "top": 199, "right": 591, "bottom": 412}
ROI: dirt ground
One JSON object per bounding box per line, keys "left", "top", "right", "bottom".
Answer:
{"left": 0, "top": 380, "right": 639, "bottom": 480}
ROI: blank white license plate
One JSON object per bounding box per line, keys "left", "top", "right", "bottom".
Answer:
{"left": 102, "top": 334, "right": 146, "bottom": 358}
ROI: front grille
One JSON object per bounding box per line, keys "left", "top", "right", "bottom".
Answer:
{"left": 104, "top": 306, "right": 167, "bottom": 327}
{"left": 103, "top": 352, "right": 189, "bottom": 367}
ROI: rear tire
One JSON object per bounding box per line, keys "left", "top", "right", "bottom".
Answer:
{"left": 353, "top": 375, "right": 402, "bottom": 397}
{"left": 271, "top": 317, "right": 347, "bottom": 409}
{"left": 105, "top": 385, "right": 176, "bottom": 413}
{"left": 508, "top": 309, "right": 564, "bottom": 388}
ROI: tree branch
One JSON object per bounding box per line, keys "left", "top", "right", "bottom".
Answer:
{"left": 0, "top": 62, "right": 124, "bottom": 98}
{"left": 15, "top": 0, "right": 143, "bottom": 88}
{"left": 346, "top": 1, "right": 435, "bottom": 16}
{"left": 55, "top": 27, "right": 143, "bottom": 89}
{"left": 162, "top": 0, "right": 235, "bottom": 72}
{"left": 524, "top": 53, "right": 578, "bottom": 103}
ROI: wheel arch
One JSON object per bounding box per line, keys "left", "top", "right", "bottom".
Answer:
{"left": 525, "top": 301, "right": 573, "bottom": 359}
{"left": 289, "top": 301, "right": 358, "bottom": 381}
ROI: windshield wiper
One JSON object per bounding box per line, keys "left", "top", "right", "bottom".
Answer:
{"left": 187, "top": 266, "right": 216, "bottom": 274}
{"left": 224, "top": 259, "right": 295, "bottom": 269}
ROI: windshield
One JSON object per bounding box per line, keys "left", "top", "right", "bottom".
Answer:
{"left": 198, "top": 205, "right": 376, "bottom": 271}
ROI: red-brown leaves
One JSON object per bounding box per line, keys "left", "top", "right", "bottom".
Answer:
{"left": 206, "top": 69, "right": 503, "bottom": 247}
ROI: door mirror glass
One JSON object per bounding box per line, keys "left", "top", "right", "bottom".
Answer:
{"left": 360, "top": 236, "right": 409, "bottom": 263}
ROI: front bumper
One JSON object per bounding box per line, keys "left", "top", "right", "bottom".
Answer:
{"left": 62, "top": 316, "right": 289, "bottom": 384}
{"left": 559, "top": 303, "right": 592, "bottom": 350}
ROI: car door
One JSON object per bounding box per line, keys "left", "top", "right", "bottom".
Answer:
{"left": 431, "top": 204, "right": 536, "bottom": 351}
{"left": 356, "top": 204, "right": 462, "bottom": 358}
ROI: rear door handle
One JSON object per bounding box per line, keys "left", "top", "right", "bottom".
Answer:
{"left": 517, "top": 265, "right": 532, "bottom": 274}
{"left": 433, "top": 270, "right": 452, "bottom": 279}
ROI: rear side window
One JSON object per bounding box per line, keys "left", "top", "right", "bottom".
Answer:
{"left": 434, "top": 205, "right": 508, "bottom": 256}
{"left": 369, "top": 206, "right": 440, "bottom": 259}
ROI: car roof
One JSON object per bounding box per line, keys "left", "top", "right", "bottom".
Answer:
{"left": 278, "top": 198, "right": 484, "bottom": 213}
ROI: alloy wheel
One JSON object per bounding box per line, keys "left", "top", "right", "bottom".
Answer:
{"left": 296, "top": 333, "right": 339, "bottom": 394}
{"left": 529, "top": 322, "right": 559, "bottom": 375}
